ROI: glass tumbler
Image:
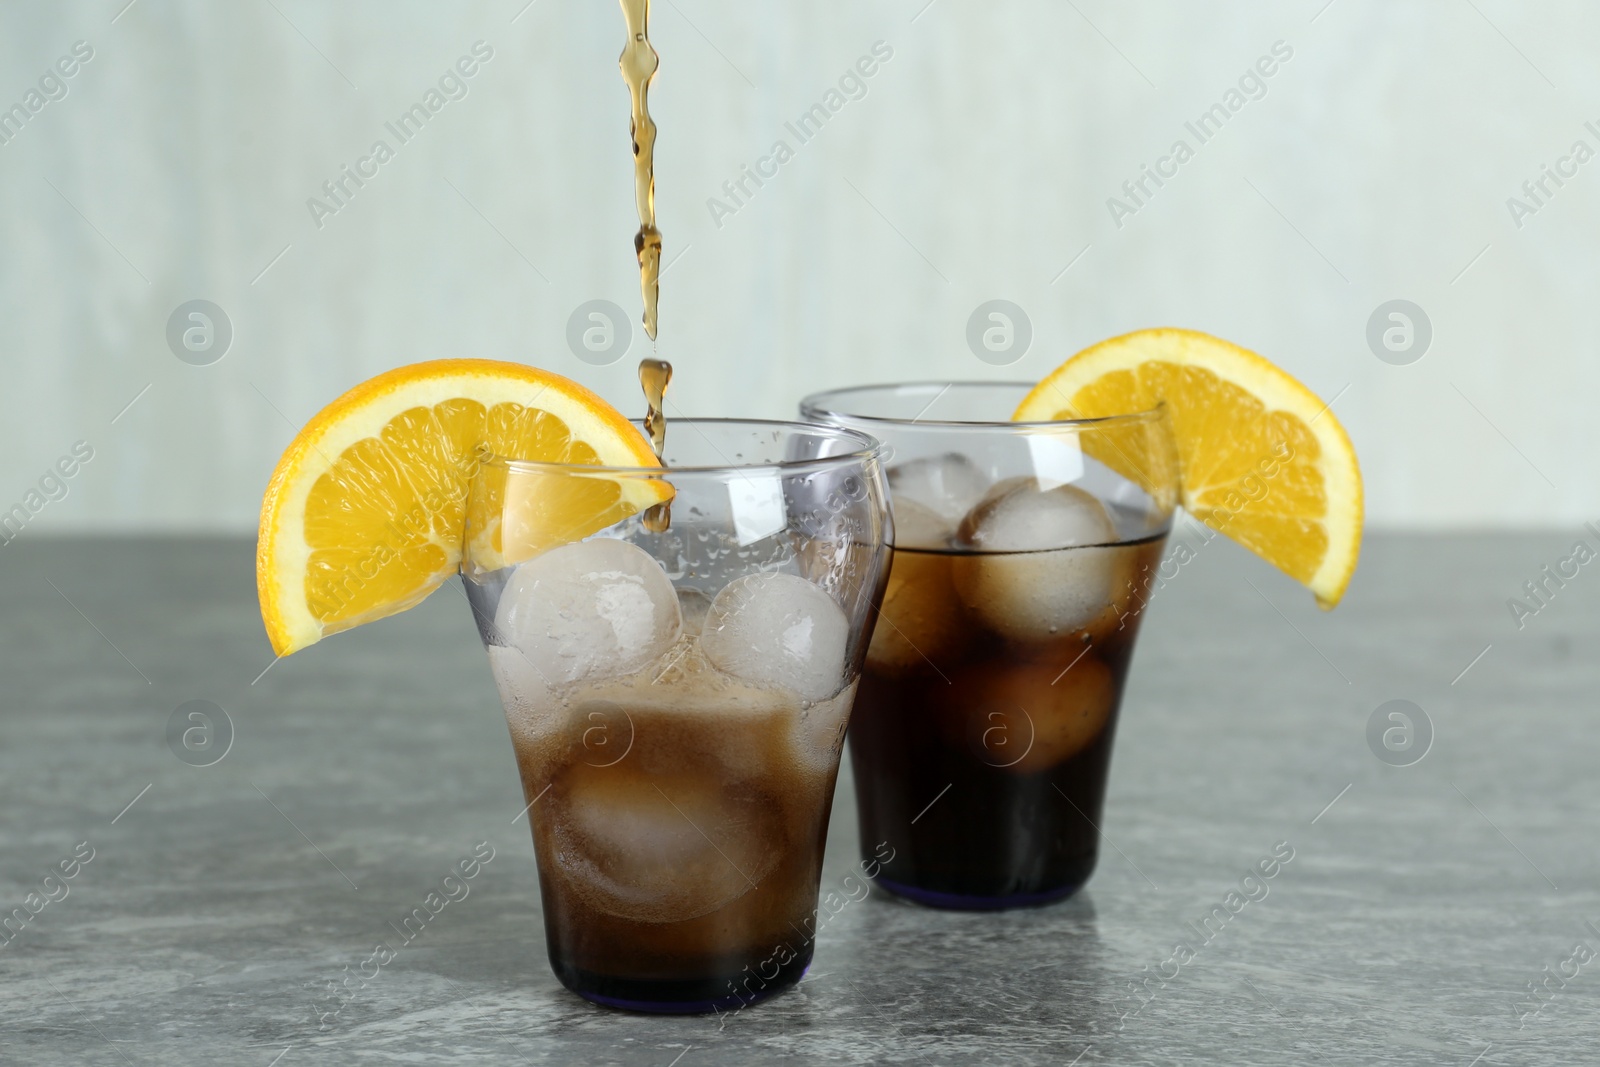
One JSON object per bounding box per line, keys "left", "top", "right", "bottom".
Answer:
{"left": 801, "top": 383, "right": 1177, "bottom": 909}
{"left": 461, "top": 420, "right": 891, "bottom": 1012}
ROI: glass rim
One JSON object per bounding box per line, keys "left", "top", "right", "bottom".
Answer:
{"left": 477, "top": 417, "right": 886, "bottom": 476}
{"left": 798, "top": 380, "right": 1168, "bottom": 431}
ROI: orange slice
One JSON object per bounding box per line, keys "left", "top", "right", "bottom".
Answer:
{"left": 1014, "top": 328, "right": 1362, "bottom": 608}
{"left": 257, "top": 359, "right": 665, "bottom": 656}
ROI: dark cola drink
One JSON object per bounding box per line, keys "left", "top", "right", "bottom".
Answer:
{"left": 509, "top": 675, "right": 849, "bottom": 1011}
{"left": 850, "top": 466, "right": 1167, "bottom": 908}
{"left": 477, "top": 535, "right": 865, "bottom": 1012}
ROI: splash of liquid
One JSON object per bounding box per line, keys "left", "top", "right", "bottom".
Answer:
{"left": 618, "top": 0, "right": 661, "bottom": 341}
{"left": 638, "top": 358, "right": 672, "bottom": 460}
{"left": 638, "top": 358, "right": 672, "bottom": 532}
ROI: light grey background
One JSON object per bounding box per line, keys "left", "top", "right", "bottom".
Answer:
{"left": 0, "top": 0, "right": 1589, "bottom": 533}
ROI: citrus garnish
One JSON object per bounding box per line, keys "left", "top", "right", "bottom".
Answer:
{"left": 1014, "top": 328, "right": 1362, "bottom": 608}
{"left": 257, "top": 359, "right": 666, "bottom": 656}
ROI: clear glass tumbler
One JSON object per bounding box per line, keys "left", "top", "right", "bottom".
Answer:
{"left": 461, "top": 420, "right": 891, "bottom": 1012}
{"left": 800, "top": 383, "right": 1178, "bottom": 909}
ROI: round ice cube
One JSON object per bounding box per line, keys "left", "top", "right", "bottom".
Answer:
{"left": 888, "top": 453, "right": 989, "bottom": 524}
{"left": 701, "top": 573, "right": 849, "bottom": 702}
{"left": 867, "top": 542, "right": 962, "bottom": 676}
{"left": 550, "top": 763, "right": 782, "bottom": 923}
{"left": 941, "top": 656, "right": 1115, "bottom": 775}
{"left": 890, "top": 497, "right": 955, "bottom": 550}
{"left": 495, "top": 538, "right": 682, "bottom": 688}
{"left": 951, "top": 478, "right": 1119, "bottom": 642}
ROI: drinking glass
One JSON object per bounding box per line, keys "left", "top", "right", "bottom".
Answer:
{"left": 800, "top": 383, "right": 1178, "bottom": 909}
{"left": 461, "top": 420, "right": 891, "bottom": 1011}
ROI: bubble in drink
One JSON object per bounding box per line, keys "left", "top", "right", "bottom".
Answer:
{"left": 487, "top": 644, "right": 558, "bottom": 739}
{"left": 888, "top": 453, "right": 989, "bottom": 526}
{"left": 952, "top": 478, "right": 1119, "bottom": 641}
{"left": 700, "top": 573, "right": 848, "bottom": 701}
{"left": 790, "top": 686, "right": 858, "bottom": 774}
{"left": 495, "top": 538, "right": 682, "bottom": 687}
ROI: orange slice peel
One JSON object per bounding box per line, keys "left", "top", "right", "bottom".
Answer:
{"left": 257, "top": 359, "right": 665, "bottom": 656}
{"left": 1014, "top": 328, "right": 1362, "bottom": 608}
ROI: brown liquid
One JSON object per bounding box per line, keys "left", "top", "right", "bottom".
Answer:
{"left": 639, "top": 357, "right": 671, "bottom": 459}
{"left": 850, "top": 535, "right": 1166, "bottom": 905}
{"left": 619, "top": 2, "right": 671, "bottom": 534}
{"left": 499, "top": 649, "right": 854, "bottom": 1008}
{"left": 638, "top": 357, "right": 672, "bottom": 532}
{"left": 618, "top": 0, "right": 661, "bottom": 342}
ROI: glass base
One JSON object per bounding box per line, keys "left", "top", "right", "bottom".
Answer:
{"left": 554, "top": 946, "right": 813, "bottom": 1014}
{"left": 876, "top": 875, "right": 1084, "bottom": 911}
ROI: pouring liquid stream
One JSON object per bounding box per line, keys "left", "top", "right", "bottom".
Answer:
{"left": 619, "top": 0, "right": 671, "bottom": 533}
{"left": 619, "top": 0, "right": 661, "bottom": 343}
{"left": 639, "top": 358, "right": 672, "bottom": 532}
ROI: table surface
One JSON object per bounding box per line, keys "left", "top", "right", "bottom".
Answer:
{"left": 1, "top": 532, "right": 1596, "bottom": 1066}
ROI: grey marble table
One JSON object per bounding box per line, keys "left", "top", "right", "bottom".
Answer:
{"left": 1, "top": 532, "right": 1596, "bottom": 1066}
